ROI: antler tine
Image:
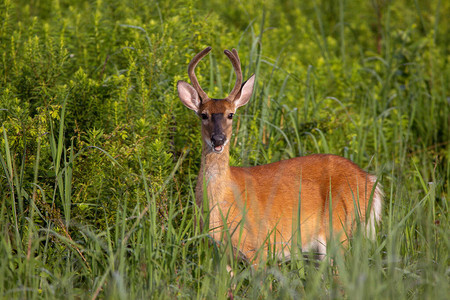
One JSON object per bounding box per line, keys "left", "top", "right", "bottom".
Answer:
{"left": 224, "top": 48, "right": 243, "bottom": 100}
{"left": 188, "top": 46, "right": 212, "bottom": 101}
{"left": 232, "top": 48, "right": 240, "bottom": 65}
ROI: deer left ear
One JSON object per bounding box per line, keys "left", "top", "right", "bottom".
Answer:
{"left": 234, "top": 74, "right": 255, "bottom": 109}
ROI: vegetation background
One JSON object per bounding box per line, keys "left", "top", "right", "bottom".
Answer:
{"left": 0, "top": 0, "right": 448, "bottom": 298}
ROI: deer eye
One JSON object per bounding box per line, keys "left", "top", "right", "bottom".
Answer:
{"left": 228, "top": 113, "right": 234, "bottom": 119}
{"left": 201, "top": 113, "right": 208, "bottom": 120}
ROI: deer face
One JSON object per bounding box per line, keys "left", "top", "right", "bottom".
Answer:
{"left": 198, "top": 100, "right": 235, "bottom": 153}
{"left": 177, "top": 47, "right": 255, "bottom": 154}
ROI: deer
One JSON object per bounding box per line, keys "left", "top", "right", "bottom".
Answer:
{"left": 177, "top": 46, "right": 383, "bottom": 264}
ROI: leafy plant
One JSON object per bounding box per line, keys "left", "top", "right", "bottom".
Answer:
{"left": 0, "top": 0, "right": 448, "bottom": 298}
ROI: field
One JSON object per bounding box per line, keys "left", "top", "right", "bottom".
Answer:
{"left": 0, "top": 0, "right": 449, "bottom": 298}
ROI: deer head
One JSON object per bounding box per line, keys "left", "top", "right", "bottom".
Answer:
{"left": 177, "top": 47, "right": 255, "bottom": 153}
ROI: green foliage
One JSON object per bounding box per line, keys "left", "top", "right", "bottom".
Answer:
{"left": 0, "top": 0, "right": 448, "bottom": 298}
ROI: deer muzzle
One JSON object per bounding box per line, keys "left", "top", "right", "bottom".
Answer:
{"left": 210, "top": 113, "right": 226, "bottom": 153}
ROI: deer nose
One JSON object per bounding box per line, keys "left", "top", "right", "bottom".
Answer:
{"left": 211, "top": 134, "right": 226, "bottom": 147}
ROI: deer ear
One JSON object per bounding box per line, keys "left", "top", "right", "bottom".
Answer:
{"left": 234, "top": 74, "right": 255, "bottom": 109}
{"left": 177, "top": 80, "right": 200, "bottom": 112}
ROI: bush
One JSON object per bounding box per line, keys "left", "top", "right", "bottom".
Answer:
{"left": 0, "top": 0, "right": 448, "bottom": 298}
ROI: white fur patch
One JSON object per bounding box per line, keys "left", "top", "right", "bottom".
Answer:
{"left": 300, "top": 235, "right": 327, "bottom": 259}
{"left": 366, "top": 175, "right": 383, "bottom": 239}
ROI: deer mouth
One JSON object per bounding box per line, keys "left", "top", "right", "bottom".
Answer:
{"left": 213, "top": 145, "right": 224, "bottom": 153}
{"left": 207, "top": 138, "right": 227, "bottom": 153}
{"left": 209, "top": 134, "right": 227, "bottom": 154}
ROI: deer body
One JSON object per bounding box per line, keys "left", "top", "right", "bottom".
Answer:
{"left": 178, "top": 47, "right": 382, "bottom": 262}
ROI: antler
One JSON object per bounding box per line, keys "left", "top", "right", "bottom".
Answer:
{"left": 224, "top": 48, "right": 243, "bottom": 100}
{"left": 188, "top": 46, "right": 212, "bottom": 101}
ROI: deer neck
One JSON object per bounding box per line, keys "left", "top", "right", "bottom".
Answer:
{"left": 197, "top": 142, "right": 232, "bottom": 212}
{"left": 200, "top": 142, "right": 231, "bottom": 184}
{"left": 197, "top": 142, "right": 233, "bottom": 231}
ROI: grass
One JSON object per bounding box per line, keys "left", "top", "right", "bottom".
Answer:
{"left": 0, "top": 0, "right": 449, "bottom": 298}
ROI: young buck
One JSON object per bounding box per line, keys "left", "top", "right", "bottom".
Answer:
{"left": 177, "top": 47, "right": 383, "bottom": 263}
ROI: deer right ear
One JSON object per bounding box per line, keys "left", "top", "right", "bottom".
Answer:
{"left": 177, "top": 80, "right": 200, "bottom": 112}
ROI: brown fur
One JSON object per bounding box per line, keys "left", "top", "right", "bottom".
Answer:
{"left": 196, "top": 140, "right": 377, "bottom": 262}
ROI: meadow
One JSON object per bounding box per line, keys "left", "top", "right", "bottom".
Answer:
{"left": 0, "top": 0, "right": 448, "bottom": 298}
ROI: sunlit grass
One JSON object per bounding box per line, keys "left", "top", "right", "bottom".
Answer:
{"left": 0, "top": 0, "right": 448, "bottom": 299}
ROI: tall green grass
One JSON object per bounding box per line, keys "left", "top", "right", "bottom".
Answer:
{"left": 0, "top": 0, "right": 448, "bottom": 298}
